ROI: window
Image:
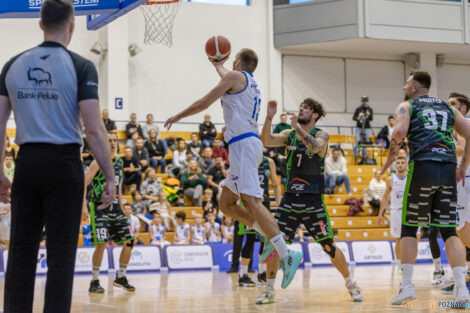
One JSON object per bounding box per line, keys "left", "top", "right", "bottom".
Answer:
{"left": 182, "top": 0, "right": 251, "bottom": 5}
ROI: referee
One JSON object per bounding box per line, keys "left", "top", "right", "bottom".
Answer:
{"left": 0, "top": 1, "right": 115, "bottom": 312}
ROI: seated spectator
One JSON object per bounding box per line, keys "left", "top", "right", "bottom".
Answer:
{"left": 142, "top": 113, "right": 160, "bottom": 140}
{"left": 149, "top": 192, "right": 175, "bottom": 230}
{"left": 202, "top": 188, "right": 217, "bottom": 218}
{"left": 133, "top": 138, "right": 150, "bottom": 171}
{"left": 4, "top": 136, "right": 15, "bottom": 160}
{"left": 191, "top": 214, "right": 206, "bottom": 245}
{"left": 205, "top": 212, "right": 221, "bottom": 242}
{"left": 150, "top": 212, "right": 170, "bottom": 246}
{"left": 181, "top": 160, "right": 206, "bottom": 206}
{"left": 325, "top": 148, "right": 352, "bottom": 195}
{"left": 365, "top": 170, "right": 386, "bottom": 209}
{"left": 211, "top": 139, "right": 228, "bottom": 165}
{"left": 125, "top": 113, "right": 144, "bottom": 147}
{"left": 4, "top": 155, "right": 14, "bottom": 181}
{"left": 145, "top": 129, "right": 167, "bottom": 173}
{"left": 174, "top": 211, "right": 191, "bottom": 245}
{"left": 131, "top": 189, "right": 150, "bottom": 215}
{"left": 141, "top": 167, "right": 164, "bottom": 204}
{"left": 377, "top": 115, "right": 395, "bottom": 148}
{"left": 198, "top": 147, "right": 216, "bottom": 175}
{"left": 122, "top": 147, "right": 142, "bottom": 193}
{"left": 123, "top": 203, "right": 143, "bottom": 245}
{"left": 199, "top": 114, "right": 217, "bottom": 148}
{"left": 274, "top": 113, "right": 292, "bottom": 134}
{"left": 207, "top": 157, "right": 227, "bottom": 197}
{"left": 188, "top": 133, "right": 203, "bottom": 159}
{"left": 169, "top": 139, "right": 187, "bottom": 178}
{"left": 102, "top": 109, "right": 117, "bottom": 134}
{"left": 221, "top": 215, "right": 234, "bottom": 243}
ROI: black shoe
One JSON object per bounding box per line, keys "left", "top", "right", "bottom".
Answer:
{"left": 226, "top": 266, "right": 238, "bottom": 273}
{"left": 258, "top": 271, "right": 267, "bottom": 284}
{"left": 248, "top": 267, "right": 255, "bottom": 273}
{"left": 238, "top": 274, "right": 256, "bottom": 287}
{"left": 113, "top": 275, "right": 136, "bottom": 292}
{"left": 89, "top": 280, "right": 105, "bottom": 293}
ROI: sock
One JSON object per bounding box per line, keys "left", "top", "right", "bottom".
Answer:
{"left": 118, "top": 263, "right": 128, "bottom": 278}
{"left": 266, "top": 278, "right": 276, "bottom": 293}
{"left": 253, "top": 221, "right": 266, "bottom": 237}
{"left": 453, "top": 266, "right": 466, "bottom": 288}
{"left": 433, "top": 258, "right": 443, "bottom": 272}
{"left": 92, "top": 266, "right": 100, "bottom": 281}
{"left": 240, "top": 265, "right": 248, "bottom": 277}
{"left": 402, "top": 264, "right": 414, "bottom": 287}
{"left": 270, "top": 234, "right": 289, "bottom": 259}
{"left": 259, "top": 263, "right": 267, "bottom": 273}
{"left": 344, "top": 274, "right": 353, "bottom": 285}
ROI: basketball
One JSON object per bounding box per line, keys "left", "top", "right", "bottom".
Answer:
{"left": 205, "top": 35, "right": 231, "bottom": 61}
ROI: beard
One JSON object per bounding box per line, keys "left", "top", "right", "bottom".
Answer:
{"left": 298, "top": 113, "right": 313, "bottom": 125}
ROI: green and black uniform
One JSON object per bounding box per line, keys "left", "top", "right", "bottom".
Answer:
{"left": 403, "top": 95, "right": 457, "bottom": 227}
{"left": 277, "top": 128, "right": 333, "bottom": 243}
{"left": 90, "top": 158, "right": 134, "bottom": 245}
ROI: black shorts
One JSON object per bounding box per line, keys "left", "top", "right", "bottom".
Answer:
{"left": 277, "top": 193, "right": 333, "bottom": 243}
{"left": 90, "top": 202, "right": 134, "bottom": 245}
{"left": 404, "top": 161, "right": 457, "bottom": 228}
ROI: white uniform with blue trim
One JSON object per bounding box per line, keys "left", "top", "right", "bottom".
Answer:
{"left": 220, "top": 71, "right": 263, "bottom": 198}
{"left": 457, "top": 117, "right": 470, "bottom": 230}
{"left": 390, "top": 173, "right": 406, "bottom": 238}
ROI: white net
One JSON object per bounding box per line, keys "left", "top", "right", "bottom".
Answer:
{"left": 140, "top": 0, "right": 181, "bottom": 47}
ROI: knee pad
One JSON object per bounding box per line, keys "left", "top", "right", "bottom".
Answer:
{"left": 400, "top": 224, "right": 418, "bottom": 239}
{"left": 125, "top": 240, "right": 134, "bottom": 248}
{"left": 440, "top": 227, "right": 457, "bottom": 242}
{"left": 320, "top": 239, "right": 336, "bottom": 259}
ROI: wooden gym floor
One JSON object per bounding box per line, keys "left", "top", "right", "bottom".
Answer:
{"left": 0, "top": 264, "right": 463, "bottom": 313}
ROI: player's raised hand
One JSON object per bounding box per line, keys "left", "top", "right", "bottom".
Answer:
{"left": 209, "top": 55, "right": 229, "bottom": 67}
{"left": 0, "top": 174, "right": 11, "bottom": 204}
{"left": 164, "top": 115, "right": 181, "bottom": 131}
{"left": 267, "top": 100, "right": 278, "bottom": 119}
{"left": 98, "top": 179, "right": 116, "bottom": 209}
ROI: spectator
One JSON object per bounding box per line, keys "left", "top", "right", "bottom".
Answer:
{"left": 181, "top": 160, "right": 206, "bottom": 206}
{"left": 150, "top": 212, "right": 170, "bottom": 246}
{"left": 4, "top": 136, "right": 15, "bottom": 160}
{"left": 352, "top": 96, "right": 374, "bottom": 156}
{"left": 4, "top": 155, "right": 14, "bottom": 182}
{"left": 188, "top": 133, "right": 203, "bottom": 158}
{"left": 205, "top": 212, "right": 221, "bottom": 242}
{"left": 273, "top": 113, "right": 292, "bottom": 134}
{"left": 125, "top": 113, "right": 144, "bottom": 147}
{"left": 191, "top": 214, "right": 206, "bottom": 245}
{"left": 142, "top": 113, "right": 160, "bottom": 140}
{"left": 211, "top": 139, "right": 228, "bottom": 165}
{"left": 130, "top": 189, "right": 149, "bottom": 215}
{"left": 202, "top": 188, "right": 217, "bottom": 218}
{"left": 122, "top": 203, "right": 143, "bottom": 245}
{"left": 199, "top": 114, "right": 217, "bottom": 148}
{"left": 169, "top": 139, "right": 187, "bottom": 178}
{"left": 198, "top": 147, "right": 216, "bottom": 175}
{"left": 133, "top": 138, "right": 150, "bottom": 171}
{"left": 377, "top": 115, "right": 395, "bottom": 148}
{"left": 122, "top": 147, "right": 142, "bottom": 193}
{"left": 148, "top": 192, "right": 175, "bottom": 230}
{"left": 141, "top": 167, "right": 164, "bottom": 204}
{"left": 221, "top": 215, "right": 234, "bottom": 243}
{"left": 145, "top": 129, "right": 167, "bottom": 173}
{"left": 102, "top": 109, "right": 117, "bottom": 134}
{"left": 207, "top": 156, "right": 227, "bottom": 197}
{"left": 325, "top": 148, "right": 352, "bottom": 195}
{"left": 174, "top": 211, "right": 191, "bottom": 245}
{"left": 365, "top": 170, "right": 386, "bottom": 209}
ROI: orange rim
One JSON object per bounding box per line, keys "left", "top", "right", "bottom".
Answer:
{"left": 145, "top": 0, "right": 180, "bottom": 4}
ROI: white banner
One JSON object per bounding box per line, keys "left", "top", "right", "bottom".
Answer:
{"left": 112, "top": 246, "right": 161, "bottom": 271}
{"left": 352, "top": 241, "right": 393, "bottom": 263}
{"left": 308, "top": 242, "right": 350, "bottom": 265}
{"left": 391, "top": 241, "right": 432, "bottom": 261}
{"left": 166, "top": 245, "right": 213, "bottom": 270}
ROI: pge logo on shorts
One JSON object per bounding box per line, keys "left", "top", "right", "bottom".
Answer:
{"left": 291, "top": 184, "right": 305, "bottom": 191}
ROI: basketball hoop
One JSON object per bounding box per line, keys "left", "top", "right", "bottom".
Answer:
{"left": 140, "top": 0, "right": 181, "bottom": 47}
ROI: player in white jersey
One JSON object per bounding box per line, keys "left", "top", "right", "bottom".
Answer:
{"left": 165, "top": 49, "right": 302, "bottom": 288}
{"left": 379, "top": 156, "right": 407, "bottom": 272}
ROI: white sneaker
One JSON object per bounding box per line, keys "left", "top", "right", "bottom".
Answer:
{"left": 432, "top": 270, "right": 445, "bottom": 285}
{"left": 454, "top": 284, "right": 470, "bottom": 304}
{"left": 256, "top": 291, "right": 275, "bottom": 305}
{"left": 346, "top": 280, "right": 364, "bottom": 302}
{"left": 391, "top": 284, "right": 416, "bottom": 305}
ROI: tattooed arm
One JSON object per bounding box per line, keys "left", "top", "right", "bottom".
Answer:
{"left": 261, "top": 100, "right": 291, "bottom": 147}
{"left": 453, "top": 107, "right": 470, "bottom": 185}
{"left": 381, "top": 102, "right": 410, "bottom": 174}
{"left": 289, "top": 112, "right": 329, "bottom": 157}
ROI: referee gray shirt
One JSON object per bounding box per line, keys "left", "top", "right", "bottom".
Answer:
{"left": 0, "top": 41, "right": 99, "bottom": 145}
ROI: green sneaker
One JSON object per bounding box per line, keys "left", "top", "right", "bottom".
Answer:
{"left": 280, "top": 249, "right": 303, "bottom": 289}
{"left": 256, "top": 291, "right": 275, "bottom": 305}
{"left": 259, "top": 233, "right": 286, "bottom": 264}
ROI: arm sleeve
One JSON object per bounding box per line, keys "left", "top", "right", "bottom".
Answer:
{"left": 76, "top": 60, "right": 99, "bottom": 101}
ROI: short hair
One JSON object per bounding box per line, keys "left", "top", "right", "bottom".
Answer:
{"left": 449, "top": 92, "right": 470, "bottom": 114}
{"left": 124, "top": 147, "right": 133, "bottom": 151}
{"left": 204, "top": 188, "right": 213, "bottom": 194}
{"left": 123, "top": 203, "right": 132, "bottom": 208}
{"left": 238, "top": 49, "right": 258, "bottom": 73}
{"left": 388, "top": 115, "right": 394, "bottom": 120}
{"left": 332, "top": 147, "right": 340, "bottom": 153}
{"left": 191, "top": 132, "right": 199, "bottom": 137}
{"left": 409, "top": 71, "right": 431, "bottom": 89}
{"left": 280, "top": 113, "right": 287, "bottom": 117}
{"left": 153, "top": 212, "right": 161, "bottom": 218}
{"left": 396, "top": 156, "right": 407, "bottom": 162}
{"left": 147, "top": 113, "right": 153, "bottom": 118}
{"left": 300, "top": 98, "right": 326, "bottom": 122}
{"left": 175, "top": 211, "right": 186, "bottom": 221}
{"left": 41, "top": 0, "right": 74, "bottom": 31}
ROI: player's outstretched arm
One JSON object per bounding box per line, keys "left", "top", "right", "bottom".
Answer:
{"left": 381, "top": 102, "right": 410, "bottom": 174}
{"left": 210, "top": 56, "right": 230, "bottom": 79}
{"left": 260, "top": 100, "right": 290, "bottom": 147}
{"left": 288, "top": 112, "right": 329, "bottom": 157}
{"left": 454, "top": 108, "right": 470, "bottom": 185}
{"left": 378, "top": 176, "right": 392, "bottom": 225}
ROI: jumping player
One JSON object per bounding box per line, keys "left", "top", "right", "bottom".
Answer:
{"left": 382, "top": 71, "right": 470, "bottom": 304}
{"left": 258, "top": 98, "right": 364, "bottom": 304}
{"left": 83, "top": 133, "right": 136, "bottom": 293}
{"left": 164, "top": 49, "right": 302, "bottom": 288}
